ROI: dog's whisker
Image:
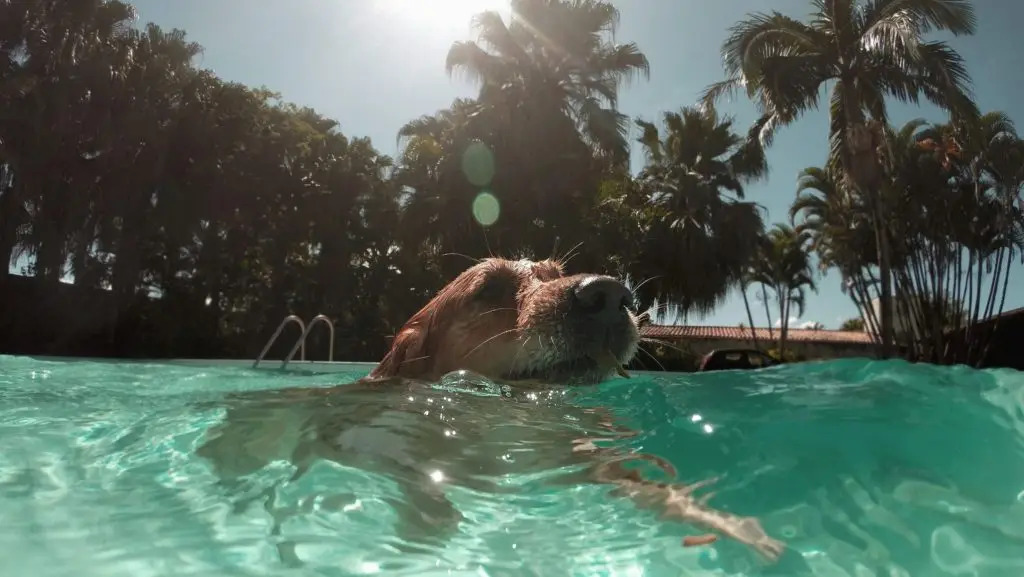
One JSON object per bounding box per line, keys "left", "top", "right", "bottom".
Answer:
{"left": 462, "top": 328, "right": 521, "bottom": 361}
{"left": 631, "top": 275, "right": 661, "bottom": 294}
{"left": 399, "top": 355, "right": 431, "bottom": 365}
{"left": 642, "top": 302, "right": 675, "bottom": 322}
{"left": 549, "top": 237, "right": 562, "bottom": 263}
{"left": 635, "top": 311, "right": 652, "bottom": 327}
{"left": 479, "top": 307, "right": 518, "bottom": 316}
{"left": 557, "top": 239, "right": 581, "bottom": 266}
{"left": 483, "top": 229, "right": 495, "bottom": 258}
{"left": 648, "top": 302, "right": 673, "bottom": 315}
{"left": 557, "top": 240, "right": 585, "bottom": 269}
{"left": 442, "top": 252, "right": 482, "bottom": 265}
{"left": 637, "top": 343, "right": 666, "bottom": 372}
{"left": 507, "top": 335, "right": 532, "bottom": 378}
{"left": 640, "top": 337, "right": 689, "bottom": 357}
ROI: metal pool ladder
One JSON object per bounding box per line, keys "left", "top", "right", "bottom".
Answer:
{"left": 253, "top": 314, "right": 335, "bottom": 369}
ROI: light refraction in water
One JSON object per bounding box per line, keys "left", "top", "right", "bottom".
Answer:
{"left": 1, "top": 355, "right": 1024, "bottom": 576}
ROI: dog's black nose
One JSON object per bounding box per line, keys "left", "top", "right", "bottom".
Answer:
{"left": 573, "top": 276, "right": 634, "bottom": 321}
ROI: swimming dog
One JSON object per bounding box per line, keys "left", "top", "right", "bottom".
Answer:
{"left": 196, "top": 258, "right": 785, "bottom": 562}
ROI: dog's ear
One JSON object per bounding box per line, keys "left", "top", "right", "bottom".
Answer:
{"left": 368, "top": 262, "right": 489, "bottom": 380}
{"left": 369, "top": 324, "right": 430, "bottom": 379}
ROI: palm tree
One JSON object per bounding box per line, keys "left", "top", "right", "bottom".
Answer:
{"left": 703, "top": 0, "right": 980, "bottom": 358}
{"left": 759, "top": 283, "right": 775, "bottom": 341}
{"left": 790, "top": 164, "right": 883, "bottom": 338}
{"left": 628, "top": 103, "right": 768, "bottom": 317}
{"left": 840, "top": 317, "right": 866, "bottom": 332}
{"left": 393, "top": 98, "right": 497, "bottom": 277}
{"left": 891, "top": 113, "right": 1024, "bottom": 362}
{"left": 739, "top": 270, "right": 760, "bottom": 349}
{"left": 446, "top": 0, "right": 649, "bottom": 166}
{"left": 791, "top": 112, "right": 1024, "bottom": 365}
{"left": 751, "top": 224, "right": 817, "bottom": 359}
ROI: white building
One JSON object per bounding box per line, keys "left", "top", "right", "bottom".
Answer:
{"left": 859, "top": 296, "right": 923, "bottom": 341}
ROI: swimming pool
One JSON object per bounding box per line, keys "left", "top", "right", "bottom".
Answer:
{"left": 1, "top": 355, "right": 1023, "bottom": 576}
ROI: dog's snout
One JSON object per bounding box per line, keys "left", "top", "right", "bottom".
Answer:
{"left": 573, "top": 276, "right": 633, "bottom": 321}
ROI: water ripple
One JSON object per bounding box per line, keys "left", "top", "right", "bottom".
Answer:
{"left": 2, "top": 355, "right": 1024, "bottom": 575}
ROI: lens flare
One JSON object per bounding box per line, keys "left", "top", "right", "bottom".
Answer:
{"left": 461, "top": 141, "right": 495, "bottom": 187}
{"left": 472, "top": 192, "right": 500, "bottom": 227}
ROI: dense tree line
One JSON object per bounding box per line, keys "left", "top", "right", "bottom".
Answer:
{"left": 0, "top": 0, "right": 1020, "bottom": 368}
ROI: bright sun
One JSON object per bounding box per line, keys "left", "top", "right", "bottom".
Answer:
{"left": 375, "top": 0, "right": 510, "bottom": 31}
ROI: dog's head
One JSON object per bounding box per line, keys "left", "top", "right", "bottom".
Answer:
{"left": 369, "top": 258, "right": 640, "bottom": 384}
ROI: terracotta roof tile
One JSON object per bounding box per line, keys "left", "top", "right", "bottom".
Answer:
{"left": 640, "top": 324, "right": 876, "bottom": 345}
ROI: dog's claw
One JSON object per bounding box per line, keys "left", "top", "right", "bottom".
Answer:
{"left": 683, "top": 533, "right": 718, "bottom": 547}
{"left": 732, "top": 515, "right": 786, "bottom": 562}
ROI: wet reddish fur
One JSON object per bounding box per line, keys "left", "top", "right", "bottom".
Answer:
{"left": 369, "top": 258, "right": 571, "bottom": 381}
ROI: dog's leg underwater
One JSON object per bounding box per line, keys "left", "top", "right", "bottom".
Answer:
{"left": 537, "top": 437, "right": 785, "bottom": 563}
{"left": 383, "top": 473, "right": 464, "bottom": 554}
{"left": 592, "top": 456, "right": 786, "bottom": 562}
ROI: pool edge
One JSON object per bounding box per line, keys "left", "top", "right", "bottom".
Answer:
{"left": 3, "top": 354, "right": 379, "bottom": 374}
{"left": 3, "top": 354, "right": 674, "bottom": 379}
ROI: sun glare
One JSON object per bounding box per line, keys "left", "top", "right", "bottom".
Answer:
{"left": 375, "top": 0, "right": 510, "bottom": 32}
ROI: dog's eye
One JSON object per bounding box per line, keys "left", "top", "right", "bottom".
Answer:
{"left": 474, "top": 275, "right": 514, "bottom": 302}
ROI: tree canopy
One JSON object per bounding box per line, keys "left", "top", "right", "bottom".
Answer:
{"left": 1, "top": 0, "right": 1020, "bottom": 369}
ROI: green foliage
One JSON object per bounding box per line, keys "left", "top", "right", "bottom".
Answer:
{"left": 0, "top": 0, "right": 771, "bottom": 360}
{"left": 627, "top": 104, "right": 768, "bottom": 316}
{"left": 792, "top": 116, "right": 1024, "bottom": 365}
{"left": 839, "top": 317, "right": 865, "bottom": 332}
{"left": 748, "top": 224, "right": 816, "bottom": 359}
{"left": 765, "top": 348, "right": 804, "bottom": 364}
{"left": 707, "top": 0, "right": 1022, "bottom": 366}
{"left": 0, "top": 0, "right": 1017, "bottom": 370}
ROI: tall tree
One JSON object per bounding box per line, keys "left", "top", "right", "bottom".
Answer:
{"left": 629, "top": 104, "right": 768, "bottom": 317}
{"left": 0, "top": 0, "right": 139, "bottom": 282}
{"left": 792, "top": 114, "right": 1024, "bottom": 365}
{"left": 704, "top": 0, "right": 980, "bottom": 358}
{"left": 751, "top": 225, "right": 817, "bottom": 359}
{"left": 739, "top": 271, "right": 761, "bottom": 348}
{"left": 446, "top": 0, "right": 649, "bottom": 165}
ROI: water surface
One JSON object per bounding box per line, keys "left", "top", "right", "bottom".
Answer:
{"left": 1, "top": 355, "right": 1023, "bottom": 576}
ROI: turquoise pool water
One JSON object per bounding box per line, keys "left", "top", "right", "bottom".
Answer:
{"left": 1, "top": 355, "right": 1024, "bottom": 576}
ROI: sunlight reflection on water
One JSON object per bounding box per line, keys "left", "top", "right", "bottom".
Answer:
{"left": 1, "top": 356, "right": 1024, "bottom": 575}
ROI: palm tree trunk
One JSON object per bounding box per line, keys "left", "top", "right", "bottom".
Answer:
{"left": 843, "top": 119, "right": 894, "bottom": 359}
{"left": 741, "top": 282, "right": 760, "bottom": 349}
{"left": 761, "top": 283, "right": 774, "bottom": 341}
{"left": 979, "top": 248, "right": 1015, "bottom": 366}
{"left": 871, "top": 199, "right": 895, "bottom": 359}
{"left": 777, "top": 289, "right": 788, "bottom": 360}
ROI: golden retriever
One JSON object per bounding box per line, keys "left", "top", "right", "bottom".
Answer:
{"left": 196, "top": 258, "right": 785, "bottom": 563}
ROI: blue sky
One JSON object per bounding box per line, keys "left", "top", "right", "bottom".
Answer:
{"left": 35, "top": 0, "right": 1024, "bottom": 329}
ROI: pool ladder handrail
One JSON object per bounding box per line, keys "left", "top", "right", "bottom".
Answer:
{"left": 252, "top": 314, "right": 335, "bottom": 369}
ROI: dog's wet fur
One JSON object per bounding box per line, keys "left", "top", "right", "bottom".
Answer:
{"left": 196, "top": 258, "right": 785, "bottom": 563}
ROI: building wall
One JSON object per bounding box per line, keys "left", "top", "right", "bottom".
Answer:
{"left": 860, "top": 296, "right": 925, "bottom": 341}
{"left": 671, "top": 337, "right": 876, "bottom": 362}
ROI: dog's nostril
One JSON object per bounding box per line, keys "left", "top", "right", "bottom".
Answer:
{"left": 573, "top": 276, "right": 633, "bottom": 320}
